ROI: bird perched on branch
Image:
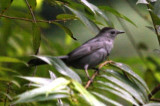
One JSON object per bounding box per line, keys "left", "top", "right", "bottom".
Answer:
{"left": 28, "top": 27, "right": 124, "bottom": 79}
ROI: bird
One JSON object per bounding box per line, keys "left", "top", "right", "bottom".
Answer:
{"left": 28, "top": 27, "right": 125, "bottom": 79}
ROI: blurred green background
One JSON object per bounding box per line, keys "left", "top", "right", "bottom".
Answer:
{"left": 0, "top": 0, "right": 160, "bottom": 105}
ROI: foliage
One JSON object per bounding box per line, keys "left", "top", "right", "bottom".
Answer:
{"left": 0, "top": 0, "right": 160, "bottom": 105}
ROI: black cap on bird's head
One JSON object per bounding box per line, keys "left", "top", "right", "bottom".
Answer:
{"left": 98, "top": 27, "right": 125, "bottom": 38}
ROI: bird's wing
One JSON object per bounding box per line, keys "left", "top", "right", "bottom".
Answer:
{"left": 68, "top": 41, "right": 104, "bottom": 61}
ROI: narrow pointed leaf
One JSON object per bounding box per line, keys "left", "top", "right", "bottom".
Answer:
{"left": 92, "top": 92, "right": 123, "bottom": 106}
{"left": 144, "top": 103, "right": 160, "bottom": 106}
{"left": 111, "top": 62, "right": 150, "bottom": 93}
{"left": 32, "top": 23, "right": 41, "bottom": 54}
{"left": 52, "top": 22, "right": 77, "bottom": 40}
{"left": 56, "top": 14, "right": 77, "bottom": 20}
{"left": 32, "top": 56, "right": 82, "bottom": 83}
{"left": 96, "top": 81, "right": 139, "bottom": 105}
{"left": 99, "top": 6, "right": 136, "bottom": 26}
{"left": 0, "top": 56, "right": 27, "bottom": 65}
{"left": 65, "top": 6, "right": 100, "bottom": 34}
{"left": 72, "top": 80, "right": 105, "bottom": 106}
{"left": 101, "top": 74, "right": 144, "bottom": 104}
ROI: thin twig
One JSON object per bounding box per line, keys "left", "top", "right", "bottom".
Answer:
{"left": 150, "top": 98, "right": 160, "bottom": 102}
{"left": 85, "top": 61, "right": 112, "bottom": 89}
{"left": 85, "top": 71, "right": 99, "bottom": 89}
{"left": 148, "top": 84, "right": 160, "bottom": 99}
{"left": 24, "top": 0, "right": 37, "bottom": 23}
{"left": 0, "top": 14, "right": 73, "bottom": 23}
{"left": 4, "top": 82, "right": 12, "bottom": 106}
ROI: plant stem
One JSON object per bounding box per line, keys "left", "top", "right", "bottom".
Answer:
{"left": 0, "top": 14, "right": 73, "bottom": 23}
{"left": 148, "top": 84, "right": 160, "bottom": 99}
{"left": 146, "top": 3, "right": 160, "bottom": 46}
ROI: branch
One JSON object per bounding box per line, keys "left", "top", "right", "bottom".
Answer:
{"left": 150, "top": 98, "right": 160, "bottom": 102}
{"left": 24, "top": 0, "right": 37, "bottom": 23}
{"left": 85, "top": 71, "right": 99, "bottom": 89}
{"left": 148, "top": 84, "right": 160, "bottom": 99}
{"left": 0, "top": 14, "right": 73, "bottom": 24}
{"left": 85, "top": 61, "right": 112, "bottom": 89}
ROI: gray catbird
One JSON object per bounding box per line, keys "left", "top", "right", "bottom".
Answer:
{"left": 28, "top": 27, "right": 124, "bottom": 79}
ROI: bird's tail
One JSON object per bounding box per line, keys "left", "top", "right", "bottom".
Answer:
{"left": 28, "top": 56, "right": 68, "bottom": 67}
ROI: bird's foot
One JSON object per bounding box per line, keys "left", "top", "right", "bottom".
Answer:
{"left": 99, "top": 60, "right": 114, "bottom": 69}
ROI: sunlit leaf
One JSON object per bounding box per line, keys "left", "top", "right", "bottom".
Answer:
{"left": 111, "top": 62, "right": 150, "bottom": 93}
{"left": 144, "top": 103, "right": 160, "bottom": 106}
{"left": 0, "top": 56, "right": 27, "bottom": 65}
{"left": 136, "top": 0, "right": 148, "bottom": 4}
{"left": 52, "top": 22, "right": 77, "bottom": 40}
{"left": 72, "top": 80, "right": 105, "bottom": 106}
{"left": 101, "top": 74, "right": 145, "bottom": 104}
{"left": 32, "top": 23, "right": 41, "bottom": 54}
{"left": 99, "top": 6, "right": 136, "bottom": 26}
{"left": 19, "top": 76, "right": 53, "bottom": 86}
{"left": 31, "top": 56, "right": 82, "bottom": 83}
{"left": 92, "top": 92, "right": 123, "bottom": 106}
{"left": 49, "top": 70, "right": 56, "bottom": 80}
{"left": 14, "top": 77, "right": 70, "bottom": 104}
{"left": 65, "top": 6, "right": 100, "bottom": 34}
{"left": 96, "top": 81, "right": 139, "bottom": 105}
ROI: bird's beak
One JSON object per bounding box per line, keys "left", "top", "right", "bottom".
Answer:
{"left": 117, "top": 30, "right": 125, "bottom": 34}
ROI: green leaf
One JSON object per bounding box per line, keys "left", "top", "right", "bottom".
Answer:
{"left": 144, "top": 103, "right": 160, "bottom": 106}
{"left": 0, "top": 91, "right": 13, "bottom": 100}
{"left": 136, "top": 0, "right": 148, "bottom": 4}
{"left": 96, "top": 81, "right": 139, "bottom": 105}
{"left": 0, "top": 56, "right": 27, "bottom": 65}
{"left": 150, "top": 11, "right": 160, "bottom": 25}
{"left": 81, "top": 0, "right": 113, "bottom": 26}
{"left": 72, "top": 80, "right": 105, "bottom": 106}
{"left": 101, "top": 74, "right": 145, "bottom": 104}
{"left": 99, "top": 6, "right": 136, "bottom": 26}
{"left": 32, "top": 23, "right": 41, "bottom": 54}
{"left": 32, "top": 56, "right": 82, "bottom": 83}
{"left": 14, "top": 77, "right": 70, "bottom": 104}
{"left": 0, "top": 0, "right": 13, "bottom": 14}
{"left": 92, "top": 92, "right": 123, "bottom": 106}
{"left": 52, "top": 22, "right": 77, "bottom": 40}
{"left": 65, "top": 6, "right": 100, "bottom": 34}
{"left": 19, "top": 76, "right": 53, "bottom": 86}
{"left": 56, "top": 14, "right": 77, "bottom": 20}
{"left": 111, "top": 62, "right": 150, "bottom": 93}
{"left": 0, "top": 67, "right": 20, "bottom": 74}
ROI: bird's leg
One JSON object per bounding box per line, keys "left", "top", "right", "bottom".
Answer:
{"left": 84, "top": 64, "right": 90, "bottom": 80}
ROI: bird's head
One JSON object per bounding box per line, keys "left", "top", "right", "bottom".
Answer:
{"left": 98, "top": 27, "right": 125, "bottom": 39}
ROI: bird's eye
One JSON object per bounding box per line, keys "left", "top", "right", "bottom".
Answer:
{"left": 111, "top": 31, "right": 115, "bottom": 34}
